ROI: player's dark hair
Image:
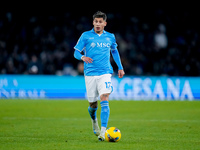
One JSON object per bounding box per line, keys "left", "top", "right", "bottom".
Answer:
{"left": 93, "top": 11, "right": 107, "bottom": 21}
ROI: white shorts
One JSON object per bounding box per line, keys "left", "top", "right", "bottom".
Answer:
{"left": 85, "top": 74, "right": 113, "bottom": 102}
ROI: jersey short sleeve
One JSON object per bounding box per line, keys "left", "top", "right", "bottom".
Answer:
{"left": 110, "top": 34, "right": 118, "bottom": 51}
{"left": 74, "top": 33, "right": 86, "bottom": 52}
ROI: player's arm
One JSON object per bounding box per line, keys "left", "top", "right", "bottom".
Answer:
{"left": 111, "top": 49, "right": 125, "bottom": 78}
{"left": 110, "top": 34, "right": 125, "bottom": 78}
{"left": 74, "top": 33, "right": 93, "bottom": 63}
{"left": 74, "top": 50, "right": 93, "bottom": 63}
{"left": 74, "top": 49, "right": 83, "bottom": 60}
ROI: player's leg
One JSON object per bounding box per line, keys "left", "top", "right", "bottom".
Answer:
{"left": 98, "top": 93, "right": 110, "bottom": 141}
{"left": 85, "top": 76, "right": 100, "bottom": 136}
{"left": 88, "top": 101, "right": 100, "bottom": 136}
{"left": 100, "top": 94, "right": 110, "bottom": 129}
{"left": 88, "top": 101, "right": 97, "bottom": 120}
{"left": 97, "top": 74, "right": 113, "bottom": 141}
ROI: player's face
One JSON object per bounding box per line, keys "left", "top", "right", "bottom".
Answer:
{"left": 93, "top": 18, "right": 107, "bottom": 34}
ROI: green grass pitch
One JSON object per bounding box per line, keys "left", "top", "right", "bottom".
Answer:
{"left": 0, "top": 99, "right": 200, "bottom": 150}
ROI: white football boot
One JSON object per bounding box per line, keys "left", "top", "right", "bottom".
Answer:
{"left": 98, "top": 131, "right": 105, "bottom": 141}
{"left": 92, "top": 119, "right": 100, "bottom": 136}
{"left": 98, "top": 128, "right": 106, "bottom": 141}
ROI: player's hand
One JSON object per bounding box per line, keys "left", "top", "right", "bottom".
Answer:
{"left": 118, "top": 70, "right": 125, "bottom": 78}
{"left": 81, "top": 56, "right": 93, "bottom": 64}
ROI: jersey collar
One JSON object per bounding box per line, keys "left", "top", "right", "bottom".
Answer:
{"left": 91, "top": 28, "right": 106, "bottom": 34}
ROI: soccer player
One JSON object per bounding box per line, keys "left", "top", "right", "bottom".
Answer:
{"left": 74, "top": 11, "right": 125, "bottom": 141}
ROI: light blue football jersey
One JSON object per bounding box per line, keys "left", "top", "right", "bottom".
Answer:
{"left": 74, "top": 28, "right": 120, "bottom": 76}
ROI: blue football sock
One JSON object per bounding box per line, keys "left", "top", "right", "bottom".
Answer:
{"left": 100, "top": 101, "right": 110, "bottom": 128}
{"left": 88, "top": 106, "right": 97, "bottom": 120}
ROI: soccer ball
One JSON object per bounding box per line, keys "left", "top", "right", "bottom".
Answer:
{"left": 105, "top": 127, "right": 121, "bottom": 142}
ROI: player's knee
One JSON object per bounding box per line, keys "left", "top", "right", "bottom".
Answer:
{"left": 100, "top": 93, "right": 110, "bottom": 101}
{"left": 89, "top": 101, "right": 97, "bottom": 108}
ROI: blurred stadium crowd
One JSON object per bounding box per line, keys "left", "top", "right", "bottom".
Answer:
{"left": 0, "top": 7, "right": 200, "bottom": 76}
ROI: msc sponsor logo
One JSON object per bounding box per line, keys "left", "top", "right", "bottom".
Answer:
{"left": 97, "top": 42, "right": 110, "bottom": 48}
{"left": 90, "top": 42, "right": 111, "bottom": 48}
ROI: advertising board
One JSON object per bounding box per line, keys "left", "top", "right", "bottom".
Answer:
{"left": 0, "top": 75, "right": 199, "bottom": 100}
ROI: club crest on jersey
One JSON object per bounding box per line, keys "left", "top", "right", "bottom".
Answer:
{"left": 106, "top": 37, "right": 110, "bottom": 41}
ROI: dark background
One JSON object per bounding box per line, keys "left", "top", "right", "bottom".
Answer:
{"left": 1, "top": 2, "right": 199, "bottom": 76}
